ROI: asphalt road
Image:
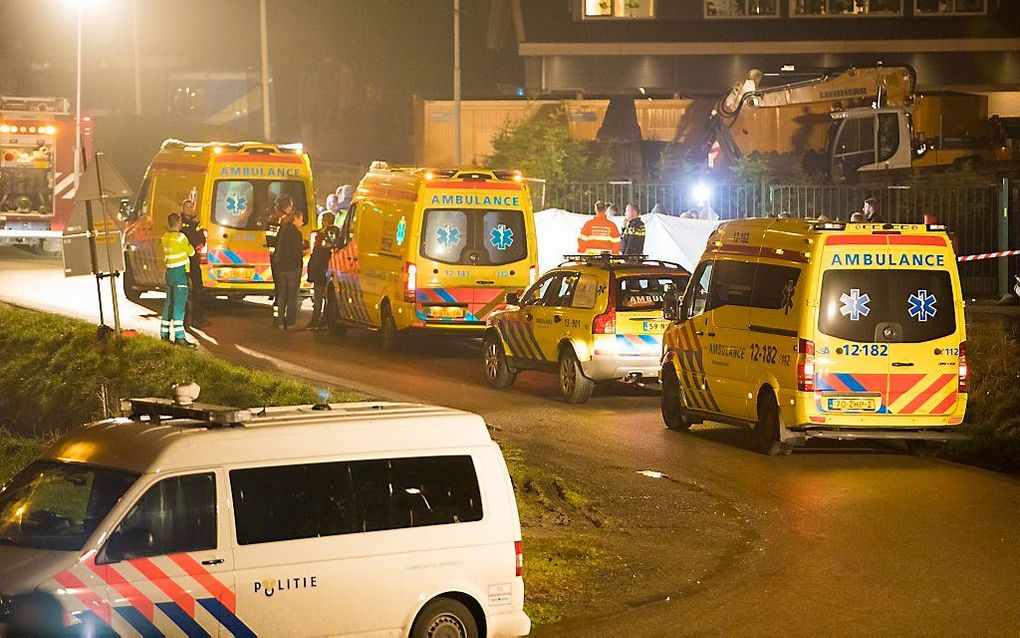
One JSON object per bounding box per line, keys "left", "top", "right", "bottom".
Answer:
{"left": 1, "top": 247, "right": 1019, "bottom": 637}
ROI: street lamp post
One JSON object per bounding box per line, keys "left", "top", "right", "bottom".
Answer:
{"left": 453, "top": 0, "right": 461, "bottom": 165}
{"left": 74, "top": 1, "right": 83, "bottom": 186}
{"left": 259, "top": 0, "right": 272, "bottom": 140}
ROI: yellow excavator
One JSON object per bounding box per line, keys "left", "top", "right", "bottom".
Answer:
{"left": 688, "top": 64, "right": 1016, "bottom": 179}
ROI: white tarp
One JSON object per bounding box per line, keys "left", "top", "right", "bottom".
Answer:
{"left": 534, "top": 209, "right": 721, "bottom": 274}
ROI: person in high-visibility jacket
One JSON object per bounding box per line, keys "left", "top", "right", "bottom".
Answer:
{"left": 161, "top": 212, "right": 196, "bottom": 347}
{"left": 577, "top": 200, "right": 621, "bottom": 255}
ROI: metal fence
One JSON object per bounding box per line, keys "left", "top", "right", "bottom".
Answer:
{"left": 538, "top": 180, "right": 1018, "bottom": 299}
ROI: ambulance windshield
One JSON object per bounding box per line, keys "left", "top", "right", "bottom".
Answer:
{"left": 212, "top": 179, "right": 310, "bottom": 230}
{"left": 0, "top": 461, "right": 138, "bottom": 551}
{"left": 421, "top": 209, "right": 527, "bottom": 266}
{"left": 818, "top": 269, "right": 956, "bottom": 343}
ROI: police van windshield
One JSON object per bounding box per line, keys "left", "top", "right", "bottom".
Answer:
{"left": 421, "top": 209, "right": 527, "bottom": 266}
{"left": 212, "top": 179, "right": 310, "bottom": 230}
{"left": 0, "top": 461, "right": 138, "bottom": 551}
{"left": 818, "top": 269, "right": 956, "bottom": 343}
{"left": 616, "top": 274, "right": 691, "bottom": 311}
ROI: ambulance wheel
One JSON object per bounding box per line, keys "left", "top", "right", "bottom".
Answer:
{"left": 559, "top": 347, "right": 594, "bottom": 404}
{"left": 123, "top": 257, "right": 143, "bottom": 303}
{"left": 380, "top": 304, "right": 400, "bottom": 352}
{"left": 483, "top": 332, "right": 516, "bottom": 389}
{"left": 411, "top": 597, "right": 479, "bottom": 638}
{"left": 661, "top": 364, "right": 694, "bottom": 431}
{"left": 323, "top": 284, "right": 347, "bottom": 336}
{"left": 756, "top": 394, "right": 792, "bottom": 456}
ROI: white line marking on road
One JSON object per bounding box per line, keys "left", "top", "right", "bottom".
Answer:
{"left": 235, "top": 343, "right": 320, "bottom": 377}
{"left": 191, "top": 328, "right": 218, "bottom": 345}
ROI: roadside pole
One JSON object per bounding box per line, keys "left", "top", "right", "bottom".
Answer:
{"left": 1000, "top": 177, "right": 1010, "bottom": 298}
{"left": 453, "top": 0, "right": 461, "bottom": 165}
{"left": 259, "top": 0, "right": 272, "bottom": 141}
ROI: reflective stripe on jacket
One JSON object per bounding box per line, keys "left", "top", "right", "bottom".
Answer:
{"left": 162, "top": 231, "right": 195, "bottom": 271}
{"left": 578, "top": 214, "right": 621, "bottom": 255}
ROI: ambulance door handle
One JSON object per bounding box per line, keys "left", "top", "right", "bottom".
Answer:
{"left": 891, "top": 362, "right": 914, "bottom": 367}
{"left": 201, "top": 558, "right": 224, "bottom": 566}
{"left": 525, "top": 313, "right": 533, "bottom": 321}
{"left": 706, "top": 331, "right": 716, "bottom": 337}
{"left": 695, "top": 330, "right": 704, "bottom": 336}
{"left": 553, "top": 314, "right": 562, "bottom": 323}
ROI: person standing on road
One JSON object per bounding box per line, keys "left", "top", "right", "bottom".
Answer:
{"left": 577, "top": 200, "right": 621, "bottom": 255}
{"left": 266, "top": 195, "right": 291, "bottom": 326}
{"left": 274, "top": 211, "right": 308, "bottom": 329}
{"left": 160, "top": 213, "right": 196, "bottom": 347}
{"left": 305, "top": 211, "right": 336, "bottom": 330}
{"left": 621, "top": 203, "right": 646, "bottom": 255}
{"left": 179, "top": 199, "right": 208, "bottom": 329}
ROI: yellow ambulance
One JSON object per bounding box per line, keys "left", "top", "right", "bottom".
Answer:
{"left": 326, "top": 163, "right": 538, "bottom": 349}
{"left": 660, "top": 217, "right": 967, "bottom": 455}
{"left": 122, "top": 139, "right": 315, "bottom": 300}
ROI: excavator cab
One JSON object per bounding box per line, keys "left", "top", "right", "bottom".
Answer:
{"left": 828, "top": 107, "right": 913, "bottom": 179}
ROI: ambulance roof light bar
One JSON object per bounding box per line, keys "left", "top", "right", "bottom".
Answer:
{"left": 119, "top": 397, "right": 252, "bottom": 428}
{"left": 559, "top": 253, "right": 683, "bottom": 270}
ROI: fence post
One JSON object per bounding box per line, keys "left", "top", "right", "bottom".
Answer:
{"left": 999, "top": 177, "right": 1010, "bottom": 298}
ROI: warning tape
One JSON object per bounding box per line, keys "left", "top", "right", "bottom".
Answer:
{"left": 957, "top": 249, "right": 1020, "bottom": 262}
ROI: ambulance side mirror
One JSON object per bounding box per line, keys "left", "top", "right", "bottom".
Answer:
{"left": 662, "top": 287, "right": 681, "bottom": 321}
{"left": 103, "top": 527, "right": 157, "bottom": 563}
{"left": 505, "top": 291, "right": 520, "bottom": 306}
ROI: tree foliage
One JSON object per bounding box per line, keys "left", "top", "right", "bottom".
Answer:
{"left": 486, "top": 105, "right": 611, "bottom": 182}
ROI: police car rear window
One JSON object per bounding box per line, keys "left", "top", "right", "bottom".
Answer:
{"left": 616, "top": 275, "right": 689, "bottom": 311}
{"left": 818, "top": 269, "right": 956, "bottom": 343}
{"left": 421, "top": 209, "right": 527, "bottom": 266}
{"left": 229, "top": 455, "right": 483, "bottom": 545}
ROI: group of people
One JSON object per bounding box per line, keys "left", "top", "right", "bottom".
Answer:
{"left": 158, "top": 185, "right": 352, "bottom": 347}
{"left": 577, "top": 200, "right": 647, "bottom": 256}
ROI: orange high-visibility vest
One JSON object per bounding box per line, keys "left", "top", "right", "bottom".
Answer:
{"left": 578, "top": 214, "right": 621, "bottom": 255}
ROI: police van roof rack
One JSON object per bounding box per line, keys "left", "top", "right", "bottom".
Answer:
{"left": 559, "top": 254, "right": 684, "bottom": 271}
{"left": 119, "top": 397, "right": 252, "bottom": 428}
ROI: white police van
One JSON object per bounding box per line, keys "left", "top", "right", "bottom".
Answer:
{"left": 0, "top": 397, "right": 530, "bottom": 637}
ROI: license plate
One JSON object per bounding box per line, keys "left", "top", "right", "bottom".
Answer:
{"left": 826, "top": 397, "right": 878, "bottom": 412}
{"left": 428, "top": 306, "right": 465, "bottom": 319}
{"left": 643, "top": 321, "right": 670, "bottom": 332}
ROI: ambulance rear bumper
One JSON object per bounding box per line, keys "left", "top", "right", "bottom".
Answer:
{"left": 582, "top": 353, "right": 661, "bottom": 381}
{"left": 793, "top": 427, "right": 969, "bottom": 442}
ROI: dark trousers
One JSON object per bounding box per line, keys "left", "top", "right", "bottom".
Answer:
{"left": 309, "top": 280, "right": 327, "bottom": 326}
{"left": 276, "top": 268, "right": 301, "bottom": 327}
{"left": 185, "top": 257, "right": 204, "bottom": 327}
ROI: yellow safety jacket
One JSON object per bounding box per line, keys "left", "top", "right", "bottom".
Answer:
{"left": 161, "top": 231, "right": 195, "bottom": 272}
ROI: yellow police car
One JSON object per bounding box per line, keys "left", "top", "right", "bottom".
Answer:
{"left": 483, "top": 255, "right": 691, "bottom": 403}
{"left": 660, "top": 217, "right": 968, "bottom": 454}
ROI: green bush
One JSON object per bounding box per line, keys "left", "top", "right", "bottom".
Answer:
{"left": 0, "top": 305, "right": 354, "bottom": 435}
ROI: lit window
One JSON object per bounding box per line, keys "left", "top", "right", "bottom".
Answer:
{"left": 793, "top": 0, "right": 902, "bottom": 15}
{"left": 915, "top": 0, "right": 985, "bottom": 14}
{"left": 706, "top": 0, "right": 779, "bottom": 16}
{"left": 584, "top": 0, "right": 655, "bottom": 19}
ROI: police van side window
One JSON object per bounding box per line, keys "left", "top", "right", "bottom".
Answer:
{"left": 683, "top": 261, "right": 714, "bottom": 319}
{"left": 101, "top": 473, "right": 216, "bottom": 563}
{"left": 229, "top": 456, "right": 483, "bottom": 545}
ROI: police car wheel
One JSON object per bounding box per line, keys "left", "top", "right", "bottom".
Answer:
{"left": 756, "top": 396, "right": 792, "bottom": 456}
{"left": 559, "top": 348, "right": 594, "bottom": 404}
{"left": 483, "top": 333, "right": 516, "bottom": 389}
{"left": 661, "top": 364, "right": 693, "bottom": 431}
{"left": 411, "top": 597, "right": 479, "bottom": 638}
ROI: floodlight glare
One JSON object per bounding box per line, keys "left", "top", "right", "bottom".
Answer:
{"left": 692, "top": 182, "right": 711, "bottom": 205}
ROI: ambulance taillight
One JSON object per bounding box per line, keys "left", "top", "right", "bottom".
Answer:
{"left": 199, "top": 229, "right": 208, "bottom": 264}
{"left": 797, "top": 338, "right": 815, "bottom": 392}
{"left": 958, "top": 341, "right": 968, "bottom": 393}
{"left": 404, "top": 262, "right": 417, "bottom": 303}
{"left": 592, "top": 283, "right": 616, "bottom": 334}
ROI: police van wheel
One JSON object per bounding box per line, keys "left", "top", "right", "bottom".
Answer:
{"left": 661, "top": 364, "right": 693, "bottom": 431}
{"left": 380, "top": 305, "right": 399, "bottom": 351}
{"left": 483, "top": 333, "right": 516, "bottom": 389}
{"left": 756, "top": 395, "right": 792, "bottom": 456}
{"left": 411, "top": 597, "right": 479, "bottom": 638}
{"left": 559, "top": 348, "right": 594, "bottom": 404}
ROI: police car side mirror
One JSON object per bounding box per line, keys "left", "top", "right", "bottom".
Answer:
{"left": 505, "top": 291, "right": 520, "bottom": 306}
{"left": 103, "top": 527, "right": 156, "bottom": 563}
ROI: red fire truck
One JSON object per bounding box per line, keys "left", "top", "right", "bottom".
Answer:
{"left": 0, "top": 96, "right": 78, "bottom": 254}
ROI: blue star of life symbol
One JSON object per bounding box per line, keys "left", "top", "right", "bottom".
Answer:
{"left": 437, "top": 224, "right": 461, "bottom": 247}
{"left": 490, "top": 224, "right": 514, "bottom": 250}
{"left": 395, "top": 216, "right": 407, "bottom": 246}
{"left": 839, "top": 288, "right": 871, "bottom": 321}
{"left": 908, "top": 289, "right": 937, "bottom": 322}
{"left": 225, "top": 192, "right": 247, "bottom": 215}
